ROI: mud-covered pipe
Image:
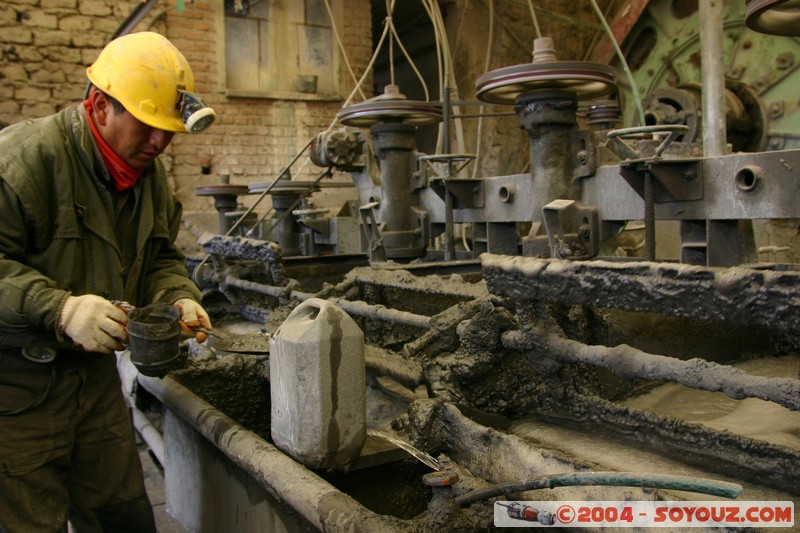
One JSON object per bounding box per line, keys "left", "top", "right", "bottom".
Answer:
{"left": 138, "top": 374, "right": 408, "bottom": 533}
{"left": 455, "top": 472, "right": 743, "bottom": 508}
{"left": 223, "top": 275, "right": 431, "bottom": 328}
{"left": 502, "top": 328, "right": 800, "bottom": 412}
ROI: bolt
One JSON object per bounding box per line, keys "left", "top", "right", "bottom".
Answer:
{"left": 683, "top": 169, "right": 697, "bottom": 181}
{"left": 752, "top": 77, "right": 769, "bottom": 93}
{"left": 777, "top": 52, "right": 794, "bottom": 70}
{"left": 769, "top": 137, "right": 785, "bottom": 151}
{"left": 769, "top": 101, "right": 785, "bottom": 120}
{"left": 578, "top": 224, "right": 590, "bottom": 239}
{"left": 727, "top": 65, "right": 744, "bottom": 79}
{"left": 576, "top": 149, "right": 588, "bottom": 164}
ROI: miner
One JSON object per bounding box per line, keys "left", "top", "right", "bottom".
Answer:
{"left": 0, "top": 31, "right": 214, "bottom": 531}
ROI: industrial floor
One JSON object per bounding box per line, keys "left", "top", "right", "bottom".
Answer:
{"left": 139, "top": 444, "right": 188, "bottom": 533}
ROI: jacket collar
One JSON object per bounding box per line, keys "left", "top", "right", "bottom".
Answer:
{"left": 69, "top": 105, "right": 156, "bottom": 257}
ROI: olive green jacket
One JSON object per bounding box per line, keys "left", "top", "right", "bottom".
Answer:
{"left": 0, "top": 105, "right": 202, "bottom": 350}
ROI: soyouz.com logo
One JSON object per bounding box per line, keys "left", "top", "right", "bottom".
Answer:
{"left": 494, "top": 501, "right": 795, "bottom": 528}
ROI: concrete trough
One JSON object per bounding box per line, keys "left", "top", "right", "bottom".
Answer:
{"left": 124, "top": 255, "right": 800, "bottom": 531}
{"left": 129, "top": 351, "right": 798, "bottom": 532}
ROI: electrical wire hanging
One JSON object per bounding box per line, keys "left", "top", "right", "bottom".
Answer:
{"left": 527, "top": 0, "right": 542, "bottom": 39}
{"left": 323, "top": 0, "right": 366, "bottom": 101}
{"left": 423, "top": 0, "right": 468, "bottom": 162}
{"left": 471, "top": 0, "right": 494, "bottom": 178}
{"left": 339, "top": 15, "right": 391, "bottom": 111}
{"left": 387, "top": 0, "right": 395, "bottom": 85}
{"left": 388, "top": 20, "right": 431, "bottom": 101}
{"left": 587, "top": 0, "right": 645, "bottom": 125}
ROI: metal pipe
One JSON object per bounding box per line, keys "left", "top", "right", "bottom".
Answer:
{"left": 444, "top": 185, "right": 455, "bottom": 261}
{"left": 371, "top": 123, "right": 425, "bottom": 259}
{"left": 223, "top": 276, "right": 431, "bottom": 329}
{"left": 515, "top": 91, "right": 581, "bottom": 227}
{"left": 223, "top": 275, "right": 302, "bottom": 299}
{"left": 700, "top": 0, "right": 727, "bottom": 156}
{"left": 327, "top": 296, "right": 431, "bottom": 329}
{"left": 501, "top": 328, "right": 800, "bottom": 412}
{"left": 131, "top": 406, "right": 165, "bottom": 468}
{"left": 443, "top": 86, "right": 456, "bottom": 261}
{"left": 119, "top": 351, "right": 166, "bottom": 467}
{"left": 137, "top": 375, "right": 407, "bottom": 533}
{"left": 643, "top": 170, "right": 656, "bottom": 260}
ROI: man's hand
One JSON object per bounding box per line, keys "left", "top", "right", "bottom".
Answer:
{"left": 60, "top": 295, "right": 128, "bottom": 354}
{"left": 174, "top": 298, "right": 211, "bottom": 342}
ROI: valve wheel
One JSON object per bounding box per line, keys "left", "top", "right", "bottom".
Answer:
{"left": 607, "top": 124, "right": 690, "bottom": 158}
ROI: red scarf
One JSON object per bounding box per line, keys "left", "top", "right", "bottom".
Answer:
{"left": 83, "top": 95, "right": 144, "bottom": 192}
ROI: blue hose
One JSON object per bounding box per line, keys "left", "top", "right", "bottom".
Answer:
{"left": 455, "top": 471, "right": 743, "bottom": 508}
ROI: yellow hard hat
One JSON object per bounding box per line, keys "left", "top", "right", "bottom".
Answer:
{"left": 87, "top": 32, "right": 213, "bottom": 133}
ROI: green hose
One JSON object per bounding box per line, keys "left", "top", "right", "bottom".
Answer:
{"left": 455, "top": 471, "right": 743, "bottom": 508}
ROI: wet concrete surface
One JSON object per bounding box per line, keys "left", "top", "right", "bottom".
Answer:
{"left": 620, "top": 355, "right": 800, "bottom": 451}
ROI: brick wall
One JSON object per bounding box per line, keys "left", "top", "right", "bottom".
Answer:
{"left": 0, "top": 0, "right": 146, "bottom": 120}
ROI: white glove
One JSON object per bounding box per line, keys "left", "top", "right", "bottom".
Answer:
{"left": 60, "top": 295, "right": 129, "bottom": 354}
{"left": 174, "top": 298, "right": 211, "bottom": 341}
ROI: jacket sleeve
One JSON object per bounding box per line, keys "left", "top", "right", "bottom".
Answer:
{"left": 0, "top": 180, "right": 69, "bottom": 341}
{"left": 141, "top": 193, "right": 203, "bottom": 306}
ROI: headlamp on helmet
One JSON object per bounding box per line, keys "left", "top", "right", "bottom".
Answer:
{"left": 179, "top": 90, "right": 216, "bottom": 133}
{"left": 86, "top": 32, "right": 215, "bottom": 133}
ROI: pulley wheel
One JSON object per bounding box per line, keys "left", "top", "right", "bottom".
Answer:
{"left": 745, "top": 0, "right": 800, "bottom": 36}
{"left": 337, "top": 100, "right": 443, "bottom": 127}
{"left": 475, "top": 61, "right": 617, "bottom": 105}
{"left": 249, "top": 180, "right": 321, "bottom": 195}
{"left": 195, "top": 184, "right": 250, "bottom": 196}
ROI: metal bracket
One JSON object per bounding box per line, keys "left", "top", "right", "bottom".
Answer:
{"left": 420, "top": 154, "right": 484, "bottom": 209}
{"left": 542, "top": 199, "right": 600, "bottom": 259}
{"left": 609, "top": 124, "right": 703, "bottom": 202}
{"left": 429, "top": 178, "right": 485, "bottom": 208}
{"left": 619, "top": 159, "right": 704, "bottom": 202}
{"left": 572, "top": 129, "right": 596, "bottom": 179}
{"left": 358, "top": 201, "right": 386, "bottom": 261}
